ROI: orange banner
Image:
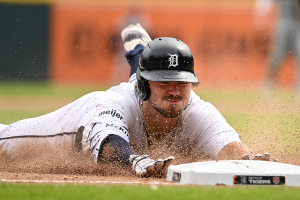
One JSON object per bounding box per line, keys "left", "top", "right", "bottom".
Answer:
{"left": 50, "top": 2, "right": 297, "bottom": 88}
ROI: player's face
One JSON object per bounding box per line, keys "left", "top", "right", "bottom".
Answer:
{"left": 147, "top": 81, "right": 192, "bottom": 118}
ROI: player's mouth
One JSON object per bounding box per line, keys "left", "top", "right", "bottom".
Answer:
{"left": 163, "top": 95, "right": 183, "bottom": 104}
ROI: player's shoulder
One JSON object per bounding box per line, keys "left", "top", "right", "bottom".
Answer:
{"left": 107, "top": 81, "right": 136, "bottom": 93}
{"left": 96, "top": 82, "right": 139, "bottom": 123}
{"left": 106, "top": 82, "right": 137, "bottom": 99}
{"left": 77, "top": 82, "right": 137, "bottom": 105}
{"left": 99, "top": 82, "right": 138, "bottom": 108}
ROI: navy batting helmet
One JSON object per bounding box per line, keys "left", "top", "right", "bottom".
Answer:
{"left": 136, "top": 37, "right": 199, "bottom": 101}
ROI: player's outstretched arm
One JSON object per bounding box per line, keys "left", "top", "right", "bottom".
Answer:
{"left": 99, "top": 134, "right": 174, "bottom": 177}
{"left": 217, "top": 141, "right": 278, "bottom": 161}
{"left": 217, "top": 141, "right": 254, "bottom": 160}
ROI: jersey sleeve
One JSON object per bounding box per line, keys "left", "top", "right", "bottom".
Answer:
{"left": 85, "top": 90, "right": 135, "bottom": 163}
{"left": 184, "top": 92, "right": 241, "bottom": 159}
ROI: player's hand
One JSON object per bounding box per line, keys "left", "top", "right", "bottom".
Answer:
{"left": 241, "top": 153, "right": 279, "bottom": 162}
{"left": 129, "top": 154, "right": 174, "bottom": 177}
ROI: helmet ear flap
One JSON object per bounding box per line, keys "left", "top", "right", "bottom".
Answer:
{"left": 142, "top": 78, "right": 150, "bottom": 101}
{"left": 136, "top": 67, "right": 151, "bottom": 101}
{"left": 137, "top": 77, "right": 150, "bottom": 101}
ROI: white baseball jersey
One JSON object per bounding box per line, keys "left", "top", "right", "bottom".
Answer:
{"left": 0, "top": 79, "right": 241, "bottom": 163}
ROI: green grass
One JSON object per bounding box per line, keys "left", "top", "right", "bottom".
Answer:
{"left": 196, "top": 87, "right": 300, "bottom": 104}
{"left": 224, "top": 113, "right": 300, "bottom": 156}
{"left": 1, "top": 183, "right": 300, "bottom": 200}
{"left": 0, "top": 80, "right": 109, "bottom": 99}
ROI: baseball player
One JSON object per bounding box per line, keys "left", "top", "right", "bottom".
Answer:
{"left": 0, "top": 24, "right": 272, "bottom": 177}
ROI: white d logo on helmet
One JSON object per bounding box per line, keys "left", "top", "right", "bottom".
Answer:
{"left": 168, "top": 53, "right": 178, "bottom": 68}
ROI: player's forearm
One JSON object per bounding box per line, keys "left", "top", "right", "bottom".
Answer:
{"left": 217, "top": 141, "right": 254, "bottom": 160}
{"left": 99, "top": 134, "right": 137, "bottom": 170}
{"left": 98, "top": 134, "right": 175, "bottom": 177}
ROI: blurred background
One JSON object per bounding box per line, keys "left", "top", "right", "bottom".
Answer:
{"left": 0, "top": 0, "right": 299, "bottom": 160}
{"left": 0, "top": 0, "right": 297, "bottom": 89}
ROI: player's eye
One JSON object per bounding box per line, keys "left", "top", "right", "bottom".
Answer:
{"left": 158, "top": 82, "right": 169, "bottom": 86}
{"left": 178, "top": 82, "right": 188, "bottom": 87}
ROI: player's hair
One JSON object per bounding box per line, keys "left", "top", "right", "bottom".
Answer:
{"left": 192, "top": 82, "right": 199, "bottom": 87}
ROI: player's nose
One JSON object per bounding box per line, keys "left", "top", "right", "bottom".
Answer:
{"left": 168, "top": 83, "right": 180, "bottom": 96}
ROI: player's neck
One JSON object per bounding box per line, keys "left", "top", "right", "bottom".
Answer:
{"left": 141, "top": 102, "right": 180, "bottom": 140}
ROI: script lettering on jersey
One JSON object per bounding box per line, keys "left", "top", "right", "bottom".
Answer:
{"left": 106, "top": 123, "right": 129, "bottom": 137}
{"left": 99, "top": 109, "right": 124, "bottom": 120}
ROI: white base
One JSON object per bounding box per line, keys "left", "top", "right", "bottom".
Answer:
{"left": 166, "top": 160, "right": 300, "bottom": 186}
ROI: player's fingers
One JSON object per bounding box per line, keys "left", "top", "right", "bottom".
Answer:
{"left": 253, "top": 154, "right": 262, "bottom": 160}
{"left": 162, "top": 156, "right": 175, "bottom": 170}
{"left": 144, "top": 156, "right": 174, "bottom": 177}
{"left": 241, "top": 154, "right": 250, "bottom": 160}
{"left": 273, "top": 159, "right": 279, "bottom": 162}
{"left": 155, "top": 159, "right": 164, "bottom": 174}
{"left": 262, "top": 153, "right": 271, "bottom": 161}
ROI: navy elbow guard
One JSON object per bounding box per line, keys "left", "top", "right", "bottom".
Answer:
{"left": 98, "top": 134, "right": 137, "bottom": 168}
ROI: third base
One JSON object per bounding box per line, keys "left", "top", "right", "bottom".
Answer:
{"left": 166, "top": 160, "right": 300, "bottom": 186}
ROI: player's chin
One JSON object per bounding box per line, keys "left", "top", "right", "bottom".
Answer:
{"left": 166, "top": 110, "right": 182, "bottom": 118}
{"left": 167, "top": 106, "right": 184, "bottom": 115}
